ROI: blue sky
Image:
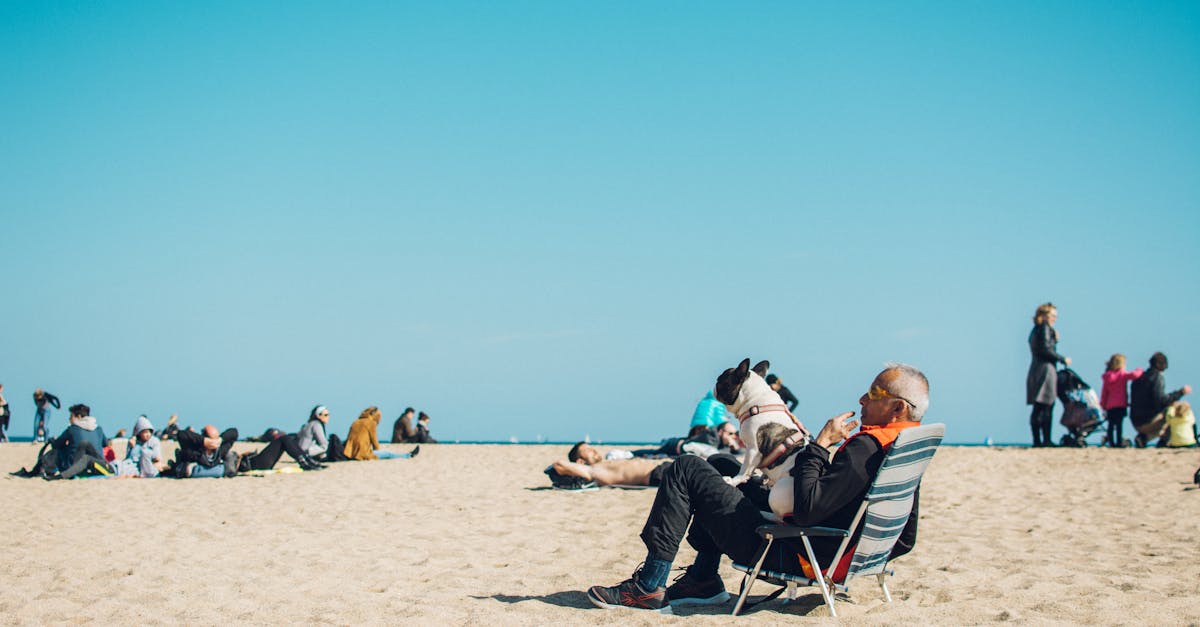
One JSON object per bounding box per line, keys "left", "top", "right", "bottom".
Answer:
{"left": 2, "top": 2, "right": 1197, "bottom": 445}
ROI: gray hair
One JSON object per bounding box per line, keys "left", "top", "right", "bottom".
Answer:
{"left": 884, "top": 362, "right": 929, "bottom": 421}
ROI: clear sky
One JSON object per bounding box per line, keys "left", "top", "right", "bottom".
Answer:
{"left": 2, "top": 2, "right": 1197, "bottom": 445}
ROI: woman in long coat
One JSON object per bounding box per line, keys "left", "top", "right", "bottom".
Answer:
{"left": 1027, "top": 302, "right": 1071, "bottom": 447}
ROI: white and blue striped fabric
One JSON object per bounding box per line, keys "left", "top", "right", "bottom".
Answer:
{"left": 847, "top": 424, "right": 944, "bottom": 577}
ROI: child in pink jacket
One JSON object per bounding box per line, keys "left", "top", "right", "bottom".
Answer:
{"left": 1101, "top": 354, "right": 1143, "bottom": 447}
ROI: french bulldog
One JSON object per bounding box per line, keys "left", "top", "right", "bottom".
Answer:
{"left": 714, "top": 358, "right": 810, "bottom": 517}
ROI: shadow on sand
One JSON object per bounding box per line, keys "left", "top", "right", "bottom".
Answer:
{"left": 474, "top": 590, "right": 826, "bottom": 616}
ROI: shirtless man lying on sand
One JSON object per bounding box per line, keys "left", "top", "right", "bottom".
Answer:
{"left": 553, "top": 442, "right": 673, "bottom": 487}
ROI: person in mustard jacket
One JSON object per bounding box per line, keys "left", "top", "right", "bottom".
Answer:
{"left": 342, "top": 406, "right": 382, "bottom": 460}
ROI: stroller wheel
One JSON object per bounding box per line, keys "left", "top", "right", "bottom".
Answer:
{"left": 1059, "top": 434, "right": 1075, "bottom": 448}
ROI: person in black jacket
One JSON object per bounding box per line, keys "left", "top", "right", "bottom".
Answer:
{"left": 1026, "top": 303, "right": 1070, "bottom": 447}
{"left": 585, "top": 364, "right": 929, "bottom": 613}
{"left": 765, "top": 374, "right": 799, "bottom": 412}
{"left": 171, "top": 425, "right": 240, "bottom": 478}
{"left": 413, "top": 412, "right": 438, "bottom": 443}
{"left": 1130, "top": 352, "right": 1192, "bottom": 448}
{"left": 32, "top": 388, "right": 61, "bottom": 443}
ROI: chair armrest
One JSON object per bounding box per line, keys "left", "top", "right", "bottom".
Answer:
{"left": 755, "top": 524, "right": 849, "bottom": 539}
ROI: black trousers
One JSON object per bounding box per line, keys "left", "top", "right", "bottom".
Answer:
{"left": 639, "top": 455, "right": 801, "bottom": 573}
{"left": 1105, "top": 407, "right": 1126, "bottom": 446}
{"left": 1030, "top": 402, "right": 1054, "bottom": 446}
{"left": 249, "top": 433, "right": 307, "bottom": 470}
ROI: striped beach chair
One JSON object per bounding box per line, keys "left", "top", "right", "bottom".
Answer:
{"left": 730, "top": 423, "right": 944, "bottom": 617}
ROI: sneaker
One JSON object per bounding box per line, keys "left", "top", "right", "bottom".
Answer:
{"left": 587, "top": 571, "right": 671, "bottom": 614}
{"left": 666, "top": 567, "right": 730, "bottom": 606}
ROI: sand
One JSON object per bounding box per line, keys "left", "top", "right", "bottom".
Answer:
{"left": 1, "top": 441, "right": 1198, "bottom": 625}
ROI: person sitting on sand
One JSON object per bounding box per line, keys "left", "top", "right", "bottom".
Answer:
{"left": 392, "top": 407, "right": 417, "bottom": 443}
{"left": 170, "top": 425, "right": 240, "bottom": 478}
{"left": 586, "top": 363, "right": 929, "bottom": 613}
{"left": 342, "top": 406, "right": 383, "bottom": 460}
{"left": 413, "top": 412, "right": 438, "bottom": 443}
{"left": 116, "top": 415, "right": 163, "bottom": 477}
{"left": 52, "top": 403, "right": 110, "bottom": 478}
{"left": 298, "top": 405, "right": 332, "bottom": 459}
{"left": 1164, "top": 401, "right": 1197, "bottom": 448}
{"left": 554, "top": 442, "right": 675, "bottom": 487}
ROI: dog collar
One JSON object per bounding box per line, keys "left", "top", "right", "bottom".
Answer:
{"left": 760, "top": 433, "right": 806, "bottom": 470}
{"left": 737, "top": 404, "right": 793, "bottom": 425}
{"left": 738, "top": 404, "right": 812, "bottom": 439}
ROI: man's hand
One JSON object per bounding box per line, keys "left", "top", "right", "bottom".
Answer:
{"left": 1064, "top": 356, "right": 1072, "bottom": 366}
{"left": 1183, "top": 384, "right": 1193, "bottom": 395}
{"left": 814, "top": 412, "right": 859, "bottom": 449}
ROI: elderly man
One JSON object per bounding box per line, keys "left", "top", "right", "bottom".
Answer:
{"left": 586, "top": 363, "right": 930, "bottom": 613}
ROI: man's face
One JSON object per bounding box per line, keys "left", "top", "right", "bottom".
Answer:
{"left": 576, "top": 444, "right": 602, "bottom": 465}
{"left": 770, "top": 380, "right": 782, "bottom": 391}
{"left": 858, "top": 371, "right": 911, "bottom": 426}
{"left": 718, "top": 425, "right": 740, "bottom": 448}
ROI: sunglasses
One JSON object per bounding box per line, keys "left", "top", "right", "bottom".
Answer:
{"left": 866, "top": 385, "right": 916, "bottom": 408}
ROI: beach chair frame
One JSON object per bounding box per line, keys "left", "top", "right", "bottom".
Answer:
{"left": 730, "top": 423, "right": 944, "bottom": 617}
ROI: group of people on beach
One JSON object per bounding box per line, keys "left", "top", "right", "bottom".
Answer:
{"left": 549, "top": 371, "right": 802, "bottom": 489}
{"left": 565, "top": 362, "right": 932, "bottom": 613}
{"left": 7, "top": 396, "right": 430, "bottom": 481}
{"left": 1026, "top": 302, "right": 1194, "bottom": 448}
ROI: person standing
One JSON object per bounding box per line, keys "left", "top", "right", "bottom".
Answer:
{"left": 1026, "top": 303, "right": 1070, "bottom": 447}
{"left": 32, "top": 388, "right": 61, "bottom": 443}
{"left": 1100, "top": 354, "right": 1143, "bottom": 447}
{"left": 765, "top": 374, "right": 799, "bottom": 412}
{"left": 0, "top": 383, "right": 10, "bottom": 443}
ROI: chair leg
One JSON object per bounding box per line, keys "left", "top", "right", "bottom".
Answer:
{"left": 732, "top": 538, "right": 773, "bottom": 616}
{"left": 786, "top": 581, "right": 797, "bottom": 601}
{"left": 877, "top": 573, "right": 892, "bottom": 602}
{"left": 801, "top": 536, "right": 837, "bottom": 617}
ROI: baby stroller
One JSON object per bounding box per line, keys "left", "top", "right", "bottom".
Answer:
{"left": 1057, "top": 368, "right": 1107, "bottom": 447}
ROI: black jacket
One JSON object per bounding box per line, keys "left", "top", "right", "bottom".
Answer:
{"left": 786, "top": 436, "right": 919, "bottom": 565}
{"left": 776, "top": 385, "right": 799, "bottom": 412}
{"left": 1130, "top": 369, "right": 1185, "bottom": 425}
{"left": 174, "top": 428, "right": 239, "bottom": 475}
{"left": 34, "top": 392, "right": 61, "bottom": 410}
{"left": 1028, "top": 323, "right": 1066, "bottom": 365}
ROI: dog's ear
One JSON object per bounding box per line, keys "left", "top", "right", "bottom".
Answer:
{"left": 737, "top": 358, "right": 751, "bottom": 375}
{"left": 752, "top": 360, "right": 770, "bottom": 378}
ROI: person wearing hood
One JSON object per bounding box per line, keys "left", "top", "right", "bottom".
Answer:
{"left": 342, "top": 406, "right": 382, "bottom": 460}
{"left": 117, "top": 415, "right": 163, "bottom": 477}
{"left": 298, "top": 405, "right": 332, "bottom": 459}
{"left": 51, "top": 403, "right": 110, "bottom": 478}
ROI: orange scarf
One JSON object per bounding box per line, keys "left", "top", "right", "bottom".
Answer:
{"left": 839, "top": 420, "right": 923, "bottom": 453}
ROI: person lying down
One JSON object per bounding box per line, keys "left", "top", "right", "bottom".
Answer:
{"left": 553, "top": 442, "right": 673, "bottom": 487}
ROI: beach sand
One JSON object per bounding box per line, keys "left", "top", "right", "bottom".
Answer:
{"left": 1, "top": 442, "right": 1198, "bottom": 625}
